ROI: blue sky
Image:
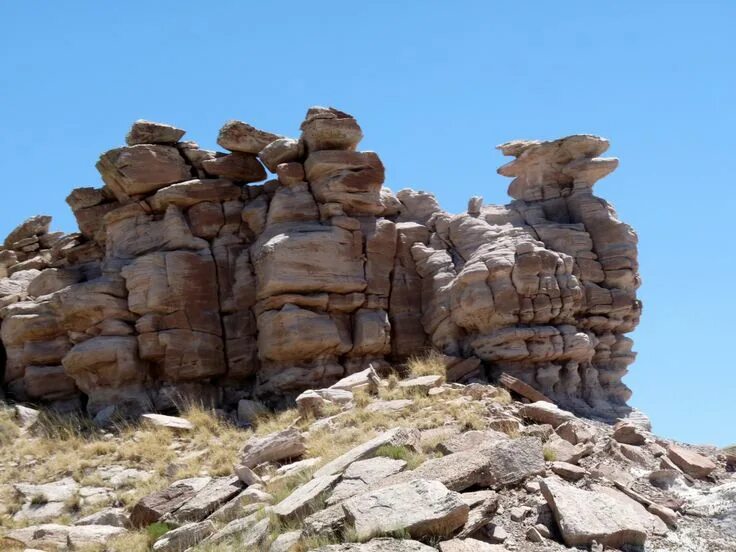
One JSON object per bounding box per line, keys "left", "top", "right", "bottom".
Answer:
{"left": 1, "top": 2, "right": 734, "bottom": 446}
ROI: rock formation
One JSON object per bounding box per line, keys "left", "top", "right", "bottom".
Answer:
{"left": 0, "top": 108, "right": 640, "bottom": 421}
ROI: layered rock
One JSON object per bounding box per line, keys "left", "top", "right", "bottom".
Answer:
{"left": 0, "top": 109, "right": 640, "bottom": 420}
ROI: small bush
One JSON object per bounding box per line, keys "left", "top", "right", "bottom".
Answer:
{"left": 543, "top": 447, "right": 557, "bottom": 461}
{"left": 30, "top": 493, "right": 48, "bottom": 505}
{"left": 375, "top": 444, "right": 425, "bottom": 470}
{"left": 146, "top": 522, "right": 171, "bottom": 544}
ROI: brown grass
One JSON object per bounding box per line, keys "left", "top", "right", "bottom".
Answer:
{"left": 406, "top": 349, "right": 448, "bottom": 377}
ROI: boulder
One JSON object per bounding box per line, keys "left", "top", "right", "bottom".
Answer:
{"left": 550, "top": 461, "right": 587, "bottom": 481}
{"left": 300, "top": 106, "right": 363, "bottom": 152}
{"left": 304, "top": 151, "right": 384, "bottom": 214}
{"left": 313, "top": 427, "right": 420, "bottom": 478}
{"left": 258, "top": 137, "right": 302, "bottom": 172}
{"left": 613, "top": 423, "right": 647, "bottom": 446}
{"left": 4, "top": 215, "right": 52, "bottom": 248}
{"left": 97, "top": 145, "right": 190, "bottom": 198}
{"left": 252, "top": 223, "right": 365, "bottom": 299}
{"left": 540, "top": 477, "right": 663, "bottom": 548}
{"left": 168, "top": 476, "right": 243, "bottom": 522}
{"left": 130, "top": 477, "right": 211, "bottom": 527}
{"left": 140, "top": 413, "right": 194, "bottom": 432}
{"left": 240, "top": 427, "right": 306, "bottom": 468}
{"left": 272, "top": 474, "right": 341, "bottom": 520}
{"left": 152, "top": 520, "right": 214, "bottom": 552}
{"left": 126, "top": 120, "right": 186, "bottom": 145}
{"left": 384, "top": 437, "right": 544, "bottom": 491}
{"left": 519, "top": 401, "right": 577, "bottom": 428}
{"left": 343, "top": 479, "right": 468, "bottom": 540}
{"left": 201, "top": 152, "right": 267, "bottom": 182}
{"left": 667, "top": 444, "right": 716, "bottom": 479}
{"left": 74, "top": 507, "right": 130, "bottom": 528}
{"left": 327, "top": 457, "right": 407, "bottom": 505}
{"left": 217, "top": 120, "right": 281, "bottom": 153}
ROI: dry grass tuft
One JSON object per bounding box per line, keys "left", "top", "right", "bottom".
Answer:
{"left": 406, "top": 350, "right": 448, "bottom": 377}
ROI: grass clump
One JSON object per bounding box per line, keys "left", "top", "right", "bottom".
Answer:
{"left": 375, "top": 444, "right": 426, "bottom": 470}
{"left": 0, "top": 407, "right": 19, "bottom": 446}
{"left": 406, "top": 350, "right": 447, "bottom": 377}
{"left": 543, "top": 447, "right": 557, "bottom": 461}
{"left": 146, "top": 521, "right": 171, "bottom": 542}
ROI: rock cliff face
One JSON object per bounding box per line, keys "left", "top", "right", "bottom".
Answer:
{"left": 0, "top": 108, "right": 640, "bottom": 420}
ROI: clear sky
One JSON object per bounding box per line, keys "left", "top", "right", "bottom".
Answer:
{"left": 1, "top": 2, "right": 734, "bottom": 446}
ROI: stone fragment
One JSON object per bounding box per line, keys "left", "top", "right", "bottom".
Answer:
{"left": 667, "top": 444, "right": 716, "bottom": 478}
{"left": 383, "top": 437, "right": 544, "bottom": 492}
{"left": 169, "top": 476, "right": 243, "bottom": 522}
{"left": 202, "top": 152, "right": 267, "bottom": 182}
{"left": 364, "top": 399, "right": 413, "bottom": 413}
{"left": 526, "top": 526, "right": 544, "bottom": 542}
{"left": 4, "top": 215, "right": 52, "bottom": 248}
{"left": 303, "top": 503, "right": 347, "bottom": 535}
{"left": 152, "top": 520, "right": 214, "bottom": 552}
{"left": 259, "top": 138, "right": 302, "bottom": 172}
{"left": 343, "top": 479, "right": 469, "bottom": 540}
{"left": 2, "top": 524, "right": 126, "bottom": 550}
{"left": 437, "top": 430, "right": 508, "bottom": 455}
{"left": 327, "top": 457, "right": 407, "bottom": 505}
{"left": 270, "top": 530, "right": 303, "bottom": 552}
{"left": 218, "top": 120, "right": 282, "bottom": 153}
{"left": 140, "top": 413, "right": 194, "bottom": 432}
{"left": 438, "top": 539, "right": 505, "bottom": 552}
{"left": 300, "top": 106, "right": 363, "bottom": 152}
{"left": 272, "top": 474, "right": 340, "bottom": 520}
{"left": 556, "top": 419, "right": 597, "bottom": 445}
{"left": 550, "top": 461, "right": 587, "bottom": 481}
{"left": 648, "top": 503, "right": 678, "bottom": 529}
{"left": 398, "top": 374, "right": 444, "bottom": 393}
{"left": 240, "top": 427, "right": 306, "bottom": 468}
{"left": 97, "top": 145, "right": 190, "bottom": 198}
{"left": 519, "top": 401, "right": 577, "bottom": 427}
{"left": 295, "top": 389, "right": 329, "bottom": 417}
{"left": 313, "top": 427, "right": 420, "bottom": 478}
{"left": 305, "top": 151, "right": 385, "bottom": 214}
{"left": 127, "top": 120, "right": 185, "bottom": 145}
{"left": 130, "top": 477, "right": 211, "bottom": 527}
{"left": 74, "top": 507, "right": 130, "bottom": 528}
{"left": 544, "top": 434, "right": 591, "bottom": 464}
{"left": 456, "top": 493, "right": 499, "bottom": 538}
{"left": 540, "top": 477, "right": 660, "bottom": 548}
{"left": 313, "top": 539, "right": 436, "bottom": 552}
{"left": 613, "top": 423, "right": 647, "bottom": 446}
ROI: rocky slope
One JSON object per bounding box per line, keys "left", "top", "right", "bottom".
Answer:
{"left": 0, "top": 107, "right": 640, "bottom": 423}
{"left": 1, "top": 370, "right": 734, "bottom": 551}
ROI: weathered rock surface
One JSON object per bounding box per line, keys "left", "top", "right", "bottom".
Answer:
{"left": 667, "top": 443, "right": 717, "bottom": 479}
{"left": 540, "top": 477, "right": 662, "bottom": 548}
{"left": 240, "top": 428, "right": 306, "bottom": 468}
{"left": 343, "top": 479, "right": 469, "bottom": 540}
{"left": 0, "top": 108, "right": 641, "bottom": 424}
{"left": 313, "top": 539, "right": 436, "bottom": 552}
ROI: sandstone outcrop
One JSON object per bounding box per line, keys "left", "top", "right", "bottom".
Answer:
{"left": 0, "top": 107, "right": 641, "bottom": 422}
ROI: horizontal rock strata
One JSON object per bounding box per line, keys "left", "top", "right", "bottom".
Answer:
{"left": 0, "top": 110, "right": 640, "bottom": 421}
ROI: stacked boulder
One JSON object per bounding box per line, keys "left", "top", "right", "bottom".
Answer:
{"left": 0, "top": 108, "right": 641, "bottom": 421}
{"left": 408, "top": 136, "right": 640, "bottom": 418}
